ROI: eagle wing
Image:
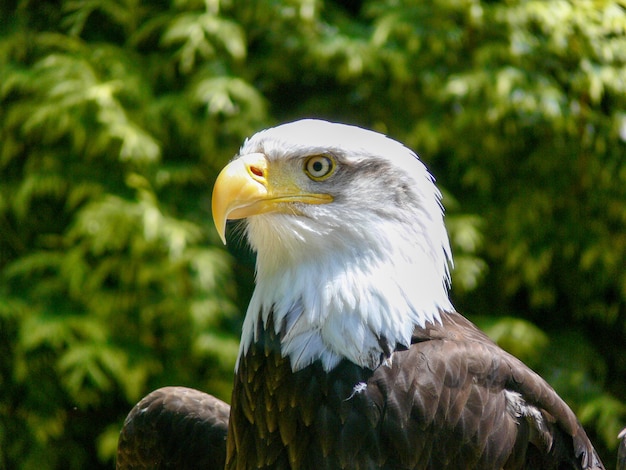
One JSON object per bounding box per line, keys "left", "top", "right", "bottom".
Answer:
{"left": 116, "top": 386, "right": 230, "bottom": 470}
{"left": 364, "top": 311, "right": 604, "bottom": 469}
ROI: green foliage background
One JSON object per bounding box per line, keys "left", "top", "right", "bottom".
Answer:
{"left": 1, "top": 0, "right": 624, "bottom": 468}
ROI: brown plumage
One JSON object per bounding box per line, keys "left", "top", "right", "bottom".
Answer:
{"left": 116, "top": 386, "right": 229, "bottom": 470}
{"left": 227, "top": 310, "right": 603, "bottom": 469}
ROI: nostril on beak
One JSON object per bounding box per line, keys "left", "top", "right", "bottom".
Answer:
{"left": 249, "top": 165, "right": 264, "bottom": 178}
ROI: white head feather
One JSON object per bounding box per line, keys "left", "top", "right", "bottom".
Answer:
{"left": 235, "top": 119, "right": 453, "bottom": 372}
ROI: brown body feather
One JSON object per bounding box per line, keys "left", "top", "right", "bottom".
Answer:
{"left": 117, "top": 386, "right": 229, "bottom": 470}
{"left": 226, "top": 311, "right": 604, "bottom": 470}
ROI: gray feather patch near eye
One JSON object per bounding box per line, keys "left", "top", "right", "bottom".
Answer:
{"left": 331, "top": 157, "right": 421, "bottom": 218}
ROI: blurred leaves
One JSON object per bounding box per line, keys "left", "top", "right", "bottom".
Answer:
{"left": 1, "top": 0, "right": 260, "bottom": 467}
{"left": 1, "top": 0, "right": 624, "bottom": 468}
{"left": 162, "top": 11, "right": 246, "bottom": 73}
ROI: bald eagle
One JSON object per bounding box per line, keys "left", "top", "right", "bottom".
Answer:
{"left": 118, "top": 120, "right": 605, "bottom": 469}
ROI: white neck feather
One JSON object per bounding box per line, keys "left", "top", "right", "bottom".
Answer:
{"left": 236, "top": 211, "right": 453, "bottom": 372}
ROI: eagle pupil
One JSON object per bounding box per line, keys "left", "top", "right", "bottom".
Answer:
{"left": 312, "top": 161, "right": 323, "bottom": 172}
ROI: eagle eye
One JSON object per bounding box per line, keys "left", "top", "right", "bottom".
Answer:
{"left": 304, "top": 155, "right": 335, "bottom": 181}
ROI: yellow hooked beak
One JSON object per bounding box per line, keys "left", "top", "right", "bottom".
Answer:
{"left": 211, "top": 153, "right": 333, "bottom": 244}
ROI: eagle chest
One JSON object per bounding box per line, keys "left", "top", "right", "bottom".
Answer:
{"left": 225, "top": 322, "right": 531, "bottom": 470}
{"left": 225, "top": 325, "right": 393, "bottom": 470}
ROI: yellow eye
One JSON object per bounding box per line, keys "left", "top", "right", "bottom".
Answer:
{"left": 304, "top": 155, "right": 335, "bottom": 181}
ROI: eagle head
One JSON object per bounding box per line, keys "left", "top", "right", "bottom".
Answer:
{"left": 212, "top": 119, "right": 453, "bottom": 372}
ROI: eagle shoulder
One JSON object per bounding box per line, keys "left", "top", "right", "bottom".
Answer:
{"left": 370, "top": 310, "right": 604, "bottom": 469}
